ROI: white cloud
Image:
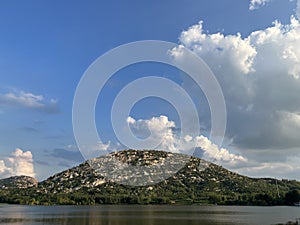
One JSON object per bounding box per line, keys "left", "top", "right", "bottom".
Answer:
{"left": 177, "top": 17, "right": 300, "bottom": 79}
{"left": 0, "top": 89, "right": 59, "bottom": 113}
{"left": 249, "top": 0, "right": 272, "bottom": 10}
{"left": 0, "top": 148, "right": 35, "bottom": 179}
{"left": 127, "top": 115, "right": 247, "bottom": 167}
{"left": 128, "top": 115, "right": 177, "bottom": 152}
{"left": 171, "top": 11, "right": 300, "bottom": 179}
{"left": 194, "top": 136, "right": 247, "bottom": 165}
{"left": 179, "top": 21, "right": 257, "bottom": 74}
{"left": 175, "top": 16, "right": 300, "bottom": 151}
{"left": 250, "top": 16, "right": 300, "bottom": 79}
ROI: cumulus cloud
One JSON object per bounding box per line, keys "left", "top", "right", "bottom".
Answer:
{"left": 127, "top": 115, "right": 247, "bottom": 167}
{"left": 170, "top": 9, "right": 300, "bottom": 179}
{"left": 174, "top": 16, "right": 300, "bottom": 152}
{"left": 128, "top": 115, "right": 178, "bottom": 152}
{"left": 0, "top": 148, "right": 35, "bottom": 179}
{"left": 0, "top": 90, "right": 59, "bottom": 114}
{"left": 179, "top": 21, "right": 257, "bottom": 74}
{"left": 249, "top": 0, "right": 272, "bottom": 10}
{"left": 193, "top": 136, "right": 247, "bottom": 165}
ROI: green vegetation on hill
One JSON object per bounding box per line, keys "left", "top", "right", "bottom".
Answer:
{"left": 0, "top": 150, "right": 300, "bottom": 206}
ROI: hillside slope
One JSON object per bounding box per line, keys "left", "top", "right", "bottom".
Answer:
{"left": 1, "top": 150, "right": 300, "bottom": 205}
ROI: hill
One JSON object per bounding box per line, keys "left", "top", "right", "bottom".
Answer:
{"left": 0, "top": 175, "right": 38, "bottom": 189}
{"left": 0, "top": 150, "right": 300, "bottom": 205}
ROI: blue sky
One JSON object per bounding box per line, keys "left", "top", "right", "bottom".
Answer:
{"left": 1, "top": 0, "right": 300, "bottom": 181}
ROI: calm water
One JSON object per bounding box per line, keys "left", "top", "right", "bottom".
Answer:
{"left": 0, "top": 205, "right": 299, "bottom": 225}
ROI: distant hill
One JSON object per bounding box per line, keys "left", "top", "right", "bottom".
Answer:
{"left": 0, "top": 175, "right": 38, "bottom": 189}
{"left": 1, "top": 150, "right": 300, "bottom": 205}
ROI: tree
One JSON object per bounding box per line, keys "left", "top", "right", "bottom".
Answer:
{"left": 285, "top": 190, "right": 300, "bottom": 205}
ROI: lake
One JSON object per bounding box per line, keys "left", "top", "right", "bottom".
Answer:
{"left": 0, "top": 205, "right": 299, "bottom": 225}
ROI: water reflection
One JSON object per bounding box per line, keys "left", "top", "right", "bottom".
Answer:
{"left": 0, "top": 205, "right": 299, "bottom": 225}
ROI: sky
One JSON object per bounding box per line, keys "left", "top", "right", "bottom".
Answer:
{"left": 1, "top": 0, "right": 300, "bottom": 181}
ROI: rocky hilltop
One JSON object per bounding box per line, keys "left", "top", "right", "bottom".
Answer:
{"left": 0, "top": 175, "right": 38, "bottom": 189}
{"left": 1, "top": 150, "right": 300, "bottom": 205}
